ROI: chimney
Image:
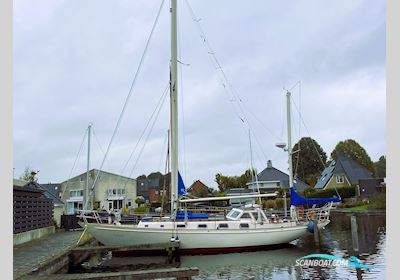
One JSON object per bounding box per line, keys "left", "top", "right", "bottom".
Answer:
{"left": 267, "top": 160, "right": 272, "bottom": 168}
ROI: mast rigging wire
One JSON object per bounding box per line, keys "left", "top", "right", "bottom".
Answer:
{"left": 177, "top": 16, "right": 188, "bottom": 183}
{"left": 61, "top": 127, "right": 88, "bottom": 199}
{"left": 126, "top": 87, "right": 169, "bottom": 181}
{"left": 184, "top": 0, "right": 270, "bottom": 164}
{"left": 92, "top": 127, "right": 105, "bottom": 157}
{"left": 86, "top": 0, "right": 166, "bottom": 208}
{"left": 290, "top": 95, "right": 326, "bottom": 170}
{"left": 120, "top": 84, "right": 170, "bottom": 176}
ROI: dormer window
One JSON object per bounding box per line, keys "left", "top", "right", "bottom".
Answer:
{"left": 336, "top": 175, "right": 345, "bottom": 184}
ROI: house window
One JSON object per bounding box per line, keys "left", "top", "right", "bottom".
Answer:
{"left": 107, "top": 189, "right": 113, "bottom": 196}
{"left": 336, "top": 175, "right": 345, "bottom": 184}
{"left": 70, "top": 190, "right": 83, "bottom": 197}
{"left": 122, "top": 189, "right": 125, "bottom": 195}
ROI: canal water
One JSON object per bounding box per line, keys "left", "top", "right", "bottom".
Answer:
{"left": 180, "top": 212, "right": 386, "bottom": 280}
{"left": 82, "top": 212, "right": 385, "bottom": 279}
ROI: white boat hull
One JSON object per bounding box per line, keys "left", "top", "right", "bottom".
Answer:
{"left": 82, "top": 221, "right": 330, "bottom": 250}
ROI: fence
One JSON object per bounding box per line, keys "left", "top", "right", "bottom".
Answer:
{"left": 13, "top": 185, "right": 54, "bottom": 234}
{"left": 61, "top": 214, "right": 81, "bottom": 230}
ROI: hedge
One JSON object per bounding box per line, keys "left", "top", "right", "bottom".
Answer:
{"left": 302, "top": 186, "right": 356, "bottom": 199}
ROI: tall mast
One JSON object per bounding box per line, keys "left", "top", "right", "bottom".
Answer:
{"left": 248, "top": 129, "right": 261, "bottom": 205}
{"left": 285, "top": 91, "right": 293, "bottom": 217}
{"left": 170, "top": 0, "right": 178, "bottom": 216}
{"left": 286, "top": 91, "right": 294, "bottom": 189}
{"left": 85, "top": 123, "right": 92, "bottom": 210}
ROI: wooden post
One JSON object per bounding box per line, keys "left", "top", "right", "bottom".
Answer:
{"left": 166, "top": 247, "right": 173, "bottom": 264}
{"left": 313, "top": 217, "right": 320, "bottom": 246}
{"left": 351, "top": 215, "right": 359, "bottom": 252}
{"left": 174, "top": 246, "right": 181, "bottom": 264}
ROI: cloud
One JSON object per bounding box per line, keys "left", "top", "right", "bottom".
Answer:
{"left": 13, "top": 0, "right": 386, "bottom": 188}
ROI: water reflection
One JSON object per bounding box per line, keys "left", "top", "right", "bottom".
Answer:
{"left": 180, "top": 213, "right": 386, "bottom": 280}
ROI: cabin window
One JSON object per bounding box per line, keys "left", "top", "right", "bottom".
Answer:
{"left": 230, "top": 211, "right": 241, "bottom": 219}
{"left": 160, "top": 225, "right": 164, "bottom": 228}
{"left": 226, "top": 208, "right": 243, "bottom": 221}
{"left": 218, "top": 223, "right": 229, "bottom": 229}
{"left": 177, "top": 224, "right": 186, "bottom": 228}
{"left": 241, "top": 213, "right": 251, "bottom": 219}
{"left": 336, "top": 175, "right": 345, "bottom": 184}
{"left": 145, "top": 225, "right": 148, "bottom": 228}
{"left": 198, "top": 224, "right": 207, "bottom": 228}
{"left": 240, "top": 223, "right": 249, "bottom": 229}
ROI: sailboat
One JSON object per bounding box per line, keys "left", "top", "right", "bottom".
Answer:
{"left": 79, "top": 1, "right": 340, "bottom": 252}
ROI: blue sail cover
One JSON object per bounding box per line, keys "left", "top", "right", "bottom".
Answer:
{"left": 178, "top": 171, "right": 186, "bottom": 196}
{"left": 176, "top": 212, "right": 209, "bottom": 220}
{"left": 290, "top": 187, "right": 341, "bottom": 206}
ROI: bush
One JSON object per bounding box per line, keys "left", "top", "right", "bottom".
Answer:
{"left": 263, "top": 199, "right": 276, "bottom": 209}
{"left": 134, "top": 204, "right": 150, "bottom": 213}
{"left": 338, "top": 200, "right": 367, "bottom": 208}
{"left": 275, "top": 198, "right": 284, "bottom": 209}
{"left": 277, "top": 188, "right": 289, "bottom": 197}
{"left": 302, "top": 186, "right": 316, "bottom": 197}
{"left": 307, "top": 186, "right": 356, "bottom": 199}
{"left": 369, "top": 192, "right": 386, "bottom": 209}
{"left": 93, "top": 201, "right": 100, "bottom": 210}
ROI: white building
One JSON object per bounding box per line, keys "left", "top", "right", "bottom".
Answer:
{"left": 60, "top": 169, "right": 137, "bottom": 214}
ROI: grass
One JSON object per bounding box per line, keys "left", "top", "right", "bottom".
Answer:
{"left": 348, "top": 204, "right": 369, "bottom": 211}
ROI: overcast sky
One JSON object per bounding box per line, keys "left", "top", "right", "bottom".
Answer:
{"left": 13, "top": 0, "right": 386, "bottom": 188}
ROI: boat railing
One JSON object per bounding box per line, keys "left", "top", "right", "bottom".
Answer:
{"left": 77, "top": 210, "right": 103, "bottom": 224}
{"left": 295, "top": 203, "right": 333, "bottom": 223}
{"left": 262, "top": 203, "right": 333, "bottom": 223}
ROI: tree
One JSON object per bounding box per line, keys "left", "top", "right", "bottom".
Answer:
{"left": 148, "top": 172, "right": 163, "bottom": 180}
{"left": 19, "top": 167, "right": 38, "bottom": 182}
{"left": 373, "top": 155, "right": 386, "bottom": 178}
{"left": 291, "top": 137, "right": 327, "bottom": 186}
{"left": 135, "top": 197, "right": 145, "bottom": 207}
{"left": 331, "top": 139, "right": 374, "bottom": 174}
{"left": 215, "top": 169, "right": 255, "bottom": 192}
